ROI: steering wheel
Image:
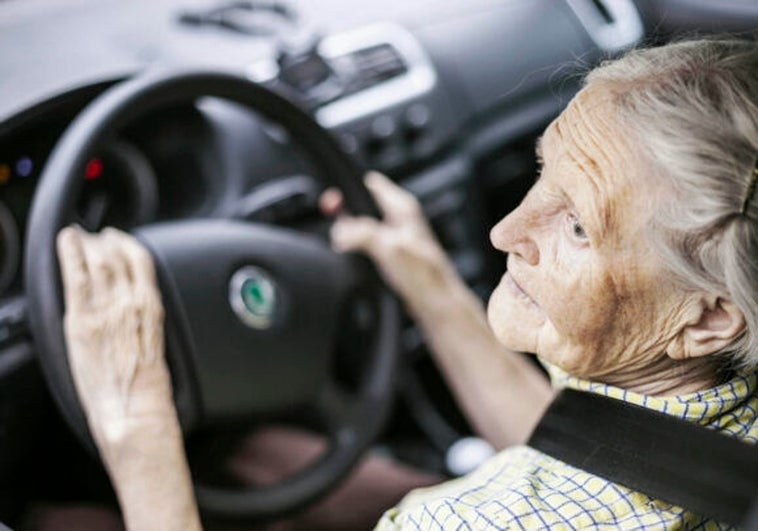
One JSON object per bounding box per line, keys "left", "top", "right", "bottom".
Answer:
{"left": 24, "top": 70, "right": 400, "bottom": 520}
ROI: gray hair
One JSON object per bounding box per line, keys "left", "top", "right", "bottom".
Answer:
{"left": 586, "top": 38, "right": 758, "bottom": 369}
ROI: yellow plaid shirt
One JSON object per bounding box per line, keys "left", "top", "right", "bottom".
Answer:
{"left": 375, "top": 365, "right": 758, "bottom": 530}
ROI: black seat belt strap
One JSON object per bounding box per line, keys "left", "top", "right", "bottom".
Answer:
{"left": 527, "top": 389, "right": 758, "bottom": 525}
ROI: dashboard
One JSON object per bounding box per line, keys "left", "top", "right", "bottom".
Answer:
{"left": 1, "top": 0, "right": 757, "bottom": 522}
{"left": 0, "top": 101, "right": 215, "bottom": 294}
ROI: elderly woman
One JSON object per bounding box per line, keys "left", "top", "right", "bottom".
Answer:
{"left": 55, "top": 37, "right": 758, "bottom": 530}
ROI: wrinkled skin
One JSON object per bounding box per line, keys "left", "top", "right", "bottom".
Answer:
{"left": 57, "top": 226, "right": 174, "bottom": 445}
{"left": 326, "top": 171, "right": 457, "bottom": 318}
{"left": 487, "top": 88, "right": 715, "bottom": 391}
{"left": 57, "top": 226, "right": 201, "bottom": 531}
{"left": 327, "top": 171, "right": 554, "bottom": 448}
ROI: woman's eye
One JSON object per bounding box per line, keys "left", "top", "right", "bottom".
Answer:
{"left": 567, "top": 213, "right": 587, "bottom": 240}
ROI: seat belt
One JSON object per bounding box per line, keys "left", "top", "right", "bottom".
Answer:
{"left": 527, "top": 389, "right": 758, "bottom": 526}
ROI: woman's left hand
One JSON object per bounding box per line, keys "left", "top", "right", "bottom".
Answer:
{"left": 57, "top": 226, "right": 201, "bottom": 530}
{"left": 56, "top": 226, "right": 175, "bottom": 448}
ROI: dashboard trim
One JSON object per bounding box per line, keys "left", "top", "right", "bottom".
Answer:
{"left": 315, "top": 23, "right": 437, "bottom": 128}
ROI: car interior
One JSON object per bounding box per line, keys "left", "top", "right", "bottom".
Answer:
{"left": 0, "top": 0, "right": 757, "bottom": 527}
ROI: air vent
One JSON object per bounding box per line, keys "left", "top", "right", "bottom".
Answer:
{"left": 315, "top": 23, "right": 437, "bottom": 128}
{"left": 565, "top": 0, "right": 643, "bottom": 52}
{"left": 338, "top": 44, "right": 408, "bottom": 96}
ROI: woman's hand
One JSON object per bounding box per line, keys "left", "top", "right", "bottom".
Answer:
{"left": 323, "top": 171, "right": 459, "bottom": 318}
{"left": 56, "top": 226, "right": 174, "bottom": 447}
{"left": 324, "top": 172, "right": 553, "bottom": 449}
{"left": 57, "top": 226, "right": 201, "bottom": 531}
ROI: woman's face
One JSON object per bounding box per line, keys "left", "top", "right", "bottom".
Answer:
{"left": 487, "top": 88, "right": 693, "bottom": 379}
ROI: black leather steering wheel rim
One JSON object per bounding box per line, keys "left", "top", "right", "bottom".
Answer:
{"left": 25, "top": 69, "right": 400, "bottom": 520}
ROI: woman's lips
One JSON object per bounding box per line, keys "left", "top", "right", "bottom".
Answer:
{"left": 503, "top": 271, "right": 539, "bottom": 307}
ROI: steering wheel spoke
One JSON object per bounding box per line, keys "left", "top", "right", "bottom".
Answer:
{"left": 314, "top": 382, "right": 358, "bottom": 434}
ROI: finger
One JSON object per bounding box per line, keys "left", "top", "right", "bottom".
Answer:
{"left": 122, "top": 232, "right": 165, "bottom": 361}
{"left": 103, "top": 229, "right": 164, "bottom": 363}
{"left": 100, "top": 228, "right": 132, "bottom": 294}
{"left": 56, "top": 225, "right": 92, "bottom": 312}
{"left": 319, "top": 188, "right": 344, "bottom": 217}
{"left": 80, "top": 230, "right": 114, "bottom": 301}
{"left": 106, "top": 229, "right": 158, "bottom": 290}
{"left": 364, "top": 171, "right": 421, "bottom": 222}
{"left": 330, "top": 215, "right": 383, "bottom": 254}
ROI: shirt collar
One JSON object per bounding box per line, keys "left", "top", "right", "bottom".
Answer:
{"left": 543, "top": 361, "right": 758, "bottom": 427}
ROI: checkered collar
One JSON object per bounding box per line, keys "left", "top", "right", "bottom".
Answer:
{"left": 543, "top": 360, "right": 758, "bottom": 428}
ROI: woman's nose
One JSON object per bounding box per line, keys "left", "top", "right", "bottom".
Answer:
{"left": 489, "top": 205, "right": 540, "bottom": 266}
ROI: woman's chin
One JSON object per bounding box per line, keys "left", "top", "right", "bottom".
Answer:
{"left": 492, "top": 326, "right": 533, "bottom": 353}
{"left": 486, "top": 286, "right": 542, "bottom": 353}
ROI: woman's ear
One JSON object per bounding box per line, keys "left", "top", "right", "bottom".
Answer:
{"left": 667, "top": 297, "right": 746, "bottom": 360}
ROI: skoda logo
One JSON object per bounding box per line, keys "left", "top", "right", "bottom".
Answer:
{"left": 229, "top": 266, "right": 278, "bottom": 329}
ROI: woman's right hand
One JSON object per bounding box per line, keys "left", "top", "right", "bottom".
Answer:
{"left": 324, "top": 173, "right": 554, "bottom": 451}
{"left": 322, "top": 171, "right": 460, "bottom": 318}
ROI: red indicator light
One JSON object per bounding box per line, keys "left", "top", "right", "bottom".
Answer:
{"left": 0, "top": 164, "right": 9, "bottom": 184}
{"left": 85, "top": 158, "right": 104, "bottom": 180}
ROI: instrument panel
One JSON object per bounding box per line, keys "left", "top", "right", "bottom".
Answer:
{"left": 0, "top": 117, "right": 160, "bottom": 296}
